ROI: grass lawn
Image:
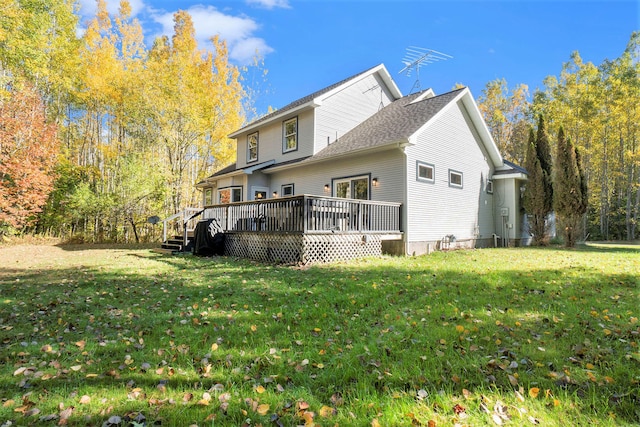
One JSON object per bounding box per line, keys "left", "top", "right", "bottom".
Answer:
{"left": 0, "top": 243, "right": 638, "bottom": 426}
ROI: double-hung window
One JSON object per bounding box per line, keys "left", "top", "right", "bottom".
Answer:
{"left": 247, "top": 132, "right": 258, "bottom": 163}
{"left": 283, "top": 117, "right": 298, "bottom": 153}
{"left": 204, "top": 188, "right": 213, "bottom": 206}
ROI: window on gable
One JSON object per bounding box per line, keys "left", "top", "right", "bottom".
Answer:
{"left": 416, "top": 161, "right": 435, "bottom": 183}
{"left": 218, "top": 186, "right": 242, "bottom": 204}
{"left": 283, "top": 117, "right": 298, "bottom": 153}
{"left": 247, "top": 132, "right": 258, "bottom": 163}
{"left": 281, "top": 184, "right": 294, "bottom": 197}
{"left": 449, "top": 170, "right": 463, "bottom": 188}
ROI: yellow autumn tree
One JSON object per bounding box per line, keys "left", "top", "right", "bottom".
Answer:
{"left": 144, "top": 11, "right": 244, "bottom": 212}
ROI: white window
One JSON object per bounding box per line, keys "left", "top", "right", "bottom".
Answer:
{"left": 247, "top": 132, "right": 258, "bottom": 163}
{"left": 283, "top": 117, "right": 298, "bottom": 152}
{"left": 281, "top": 184, "right": 294, "bottom": 196}
{"left": 449, "top": 170, "right": 463, "bottom": 188}
{"left": 486, "top": 179, "right": 493, "bottom": 194}
{"left": 218, "top": 187, "right": 242, "bottom": 204}
{"left": 417, "top": 161, "right": 435, "bottom": 183}
{"left": 333, "top": 175, "right": 369, "bottom": 200}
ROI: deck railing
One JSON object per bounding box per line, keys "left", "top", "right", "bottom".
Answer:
{"left": 202, "top": 195, "right": 401, "bottom": 234}
{"left": 162, "top": 207, "right": 203, "bottom": 244}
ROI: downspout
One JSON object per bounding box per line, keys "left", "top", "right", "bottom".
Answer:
{"left": 398, "top": 141, "right": 410, "bottom": 255}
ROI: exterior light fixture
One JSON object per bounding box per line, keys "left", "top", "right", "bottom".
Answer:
{"left": 372, "top": 177, "right": 379, "bottom": 187}
{"left": 272, "top": 191, "right": 278, "bottom": 197}
{"left": 324, "top": 184, "right": 330, "bottom": 193}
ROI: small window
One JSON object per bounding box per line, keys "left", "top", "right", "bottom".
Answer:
{"left": 449, "top": 170, "right": 463, "bottom": 188}
{"left": 283, "top": 117, "right": 298, "bottom": 153}
{"left": 486, "top": 179, "right": 493, "bottom": 194}
{"left": 247, "top": 132, "right": 258, "bottom": 163}
{"left": 281, "top": 184, "right": 294, "bottom": 196}
{"left": 417, "top": 161, "right": 435, "bottom": 183}
{"left": 204, "top": 188, "right": 213, "bottom": 206}
{"left": 218, "top": 186, "right": 242, "bottom": 204}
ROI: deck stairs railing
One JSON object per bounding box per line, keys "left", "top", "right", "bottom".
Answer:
{"left": 159, "top": 207, "right": 203, "bottom": 252}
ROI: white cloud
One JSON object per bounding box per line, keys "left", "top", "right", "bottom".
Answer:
{"left": 76, "top": 0, "right": 145, "bottom": 20}
{"left": 246, "top": 0, "right": 291, "bottom": 9}
{"left": 151, "top": 5, "right": 274, "bottom": 65}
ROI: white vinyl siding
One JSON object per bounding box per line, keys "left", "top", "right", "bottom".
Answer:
{"left": 405, "top": 100, "right": 494, "bottom": 244}
{"left": 235, "top": 110, "right": 315, "bottom": 169}
{"left": 268, "top": 149, "right": 405, "bottom": 205}
{"left": 315, "top": 73, "right": 396, "bottom": 153}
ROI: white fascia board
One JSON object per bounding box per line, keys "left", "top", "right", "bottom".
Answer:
{"left": 409, "top": 88, "right": 436, "bottom": 104}
{"left": 196, "top": 169, "right": 245, "bottom": 186}
{"left": 244, "top": 159, "right": 276, "bottom": 174}
{"left": 492, "top": 173, "right": 528, "bottom": 180}
{"left": 228, "top": 101, "right": 318, "bottom": 138}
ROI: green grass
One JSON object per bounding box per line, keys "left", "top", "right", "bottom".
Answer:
{"left": 0, "top": 243, "right": 638, "bottom": 426}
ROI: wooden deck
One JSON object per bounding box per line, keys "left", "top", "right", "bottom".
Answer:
{"left": 202, "top": 194, "right": 402, "bottom": 235}
{"left": 162, "top": 195, "right": 402, "bottom": 263}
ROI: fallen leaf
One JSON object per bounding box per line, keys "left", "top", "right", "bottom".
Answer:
{"left": 371, "top": 418, "right": 381, "bottom": 427}
{"left": 528, "top": 387, "right": 540, "bottom": 399}
{"left": 319, "top": 405, "right": 335, "bottom": 418}
{"left": 255, "top": 385, "right": 266, "bottom": 394}
{"left": 24, "top": 407, "right": 41, "bottom": 417}
{"left": 79, "top": 395, "right": 90, "bottom": 404}
{"left": 453, "top": 403, "right": 465, "bottom": 414}
{"left": 257, "top": 403, "right": 270, "bottom": 415}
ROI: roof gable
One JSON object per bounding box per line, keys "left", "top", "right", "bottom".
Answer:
{"left": 303, "top": 88, "right": 465, "bottom": 162}
{"left": 229, "top": 64, "right": 402, "bottom": 138}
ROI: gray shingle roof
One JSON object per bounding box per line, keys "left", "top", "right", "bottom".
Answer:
{"left": 306, "top": 88, "right": 465, "bottom": 161}
{"left": 495, "top": 159, "right": 528, "bottom": 175}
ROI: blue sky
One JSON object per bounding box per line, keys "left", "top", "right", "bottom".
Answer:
{"left": 76, "top": 0, "right": 639, "bottom": 117}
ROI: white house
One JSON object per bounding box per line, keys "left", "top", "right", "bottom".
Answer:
{"left": 194, "top": 64, "right": 527, "bottom": 260}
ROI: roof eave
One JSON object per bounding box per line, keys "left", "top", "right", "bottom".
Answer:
{"left": 229, "top": 101, "right": 319, "bottom": 138}
{"left": 492, "top": 173, "right": 528, "bottom": 180}
{"left": 265, "top": 140, "right": 411, "bottom": 173}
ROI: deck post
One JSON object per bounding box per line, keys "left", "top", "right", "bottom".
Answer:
{"left": 303, "top": 195, "right": 309, "bottom": 233}
{"left": 162, "top": 219, "right": 167, "bottom": 243}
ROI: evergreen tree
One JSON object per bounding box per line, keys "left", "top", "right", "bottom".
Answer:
{"left": 523, "top": 117, "right": 555, "bottom": 245}
{"left": 535, "top": 115, "right": 554, "bottom": 214}
{"left": 554, "top": 127, "right": 588, "bottom": 247}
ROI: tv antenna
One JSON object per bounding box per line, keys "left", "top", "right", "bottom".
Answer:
{"left": 399, "top": 46, "right": 453, "bottom": 93}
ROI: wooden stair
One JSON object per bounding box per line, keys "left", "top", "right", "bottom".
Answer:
{"left": 155, "top": 231, "right": 194, "bottom": 254}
